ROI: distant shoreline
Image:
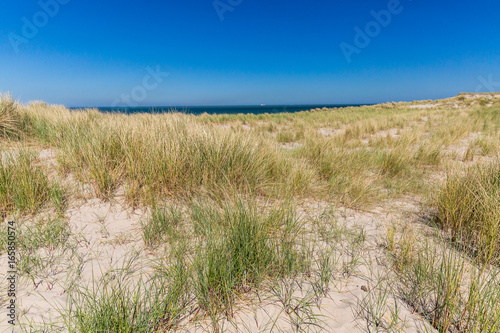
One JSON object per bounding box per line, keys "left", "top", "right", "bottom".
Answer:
{"left": 68, "top": 104, "right": 371, "bottom": 115}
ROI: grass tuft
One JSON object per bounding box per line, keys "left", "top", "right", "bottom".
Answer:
{"left": 141, "top": 204, "right": 183, "bottom": 247}
{"left": 0, "top": 150, "right": 52, "bottom": 215}
{"left": 193, "top": 198, "right": 307, "bottom": 314}
{"left": 436, "top": 162, "right": 500, "bottom": 264}
{"left": 0, "top": 93, "right": 20, "bottom": 138}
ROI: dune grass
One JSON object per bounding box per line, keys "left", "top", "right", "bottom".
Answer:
{"left": 0, "top": 93, "right": 20, "bottom": 139}
{"left": 141, "top": 204, "right": 183, "bottom": 247}
{"left": 387, "top": 227, "right": 500, "bottom": 333}
{"left": 6, "top": 93, "right": 499, "bottom": 209}
{"left": 436, "top": 161, "right": 500, "bottom": 265}
{"left": 68, "top": 254, "right": 191, "bottom": 333}
{"left": 0, "top": 214, "right": 71, "bottom": 280}
{"left": 3, "top": 93, "right": 500, "bottom": 331}
{"left": 14, "top": 102, "right": 315, "bottom": 203}
{"left": 0, "top": 150, "right": 53, "bottom": 216}
{"left": 68, "top": 198, "right": 312, "bottom": 332}
{"left": 192, "top": 198, "right": 307, "bottom": 315}
{"left": 64, "top": 196, "right": 373, "bottom": 332}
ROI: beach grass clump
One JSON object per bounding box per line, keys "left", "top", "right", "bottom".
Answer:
{"left": 140, "top": 116, "right": 307, "bottom": 197}
{"left": 68, "top": 254, "right": 191, "bottom": 333}
{"left": 141, "top": 204, "right": 183, "bottom": 247}
{"left": 49, "top": 181, "right": 67, "bottom": 215}
{"left": 10, "top": 216, "right": 71, "bottom": 268}
{"left": 415, "top": 141, "right": 442, "bottom": 166}
{"left": 0, "top": 94, "right": 20, "bottom": 138}
{"left": 2, "top": 216, "right": 71, "bottom": 276}
{"left": 54, "top": 111, "right": 314, "bottom": 202}
{"left": 379, "top": 146, "right": 413, "bottom": 177}
{"left": 59, "top": 120, "right": 125, "bottom": 198}
{"left": 387, "top": 230, "right": 500, "bottom": 333}
{"left": 0, "top": 150, "right": 52, "bottom": 215}
{"left": 192, "top": 198, "right": 307, "bottom": 314}
{"left": 276, "top": 128, "right": 304, "bottom": 143}
{"left": 276, "top": 129, "right": 296, "bottom": 143}
{"left": 11, "top": 101, "right": 317, "bottom": 202}
{"left": 469, "top": 135, "right": 499, "bottom": 156}
{"left": 17, "top": 101, "right": 87, "bottom": 144}
{"left": 436, "top": 162, "right": 500, "bottom": 264}
{"left": 18, "top": 216, "right": 70, "bottom": 251}
{"left": 300, "top": 136, "right": 380, "bottom": 206}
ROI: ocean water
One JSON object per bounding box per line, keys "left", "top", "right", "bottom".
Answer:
{"left": 74, "top": 104, "right": 366, "bottom": 115}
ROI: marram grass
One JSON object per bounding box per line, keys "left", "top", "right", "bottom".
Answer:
{"left": 3, "top": 93, "right": 500, "bottom": 331}
{"left": 436, "top": 161, "right": 500, "bottom": 265}
{"left": 0, "top": 150, "right": 51, "bottom": 216}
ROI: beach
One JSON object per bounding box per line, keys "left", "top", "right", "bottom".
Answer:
{"left": 1, "top": 93, "right": 500, "bottom": 332}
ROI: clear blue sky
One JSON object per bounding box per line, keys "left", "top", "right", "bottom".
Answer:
{"left": 1, "top": 0, "right": 499, "bottom": 107}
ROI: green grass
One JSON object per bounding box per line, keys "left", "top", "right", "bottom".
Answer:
{"left": 49, "top": 181, "right": 67, "bottom": 216}
{"left": 0, "top": 150, "right": 53, "bottom": 216}
{"left": 19, "top": 216, "right": 70, "bottom": 250}
{"left": 141, "top": 204, "right": 183, "bottom": 247}
{"left": 67, "top": 198, "right": 313, "bottom": 331}
{"left": 192, "top": 198, "right": 307, "bottom": 315}
{"left": 387, "top": 228, "right": 500, "bottom": 333}
{"left": 38, "top": 111, "right": 316, "bottom": 202}
{"left": 0, "top": 94, "right": 20, "bottom": 139}
{"left": 436, "top": 161, "right": 500, "bottom": 264}
{"left": 4, "top": 93, "right": 500, "bottom": 331}
{"left": 9, "top": 93, "right": 500, "bottom": 208}
{"left": 68, "top": 252, "right": 191, "bottom": 333}
{"left": 0, "top": 216, "right": 71, "bottom": 276}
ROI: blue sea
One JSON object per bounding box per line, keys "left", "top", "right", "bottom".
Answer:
{"left": 72, "top": 104, "right": 366, "bottom": 115}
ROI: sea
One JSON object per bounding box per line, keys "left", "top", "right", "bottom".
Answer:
{"left": 71, "top": 104, "right": 366, "bottom": 115}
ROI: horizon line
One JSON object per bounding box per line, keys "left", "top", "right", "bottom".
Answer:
{"left": 67, "top": 103, "right": 373, "bottom": 109}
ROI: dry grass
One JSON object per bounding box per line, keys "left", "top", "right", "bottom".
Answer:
{"left": 0, "top": 150, "right": 52, "bottom": 216}
{"left": 2, "top": 93, "right": 500, "bottom": 332}
{"left": 386, "top": 226, "right": 500, "bottom": 333}
{"left": 436, "top": 161, "right": 500, "bottom": 265}
{"left": 0, "top": 93, "right": 20, "bottom": 138}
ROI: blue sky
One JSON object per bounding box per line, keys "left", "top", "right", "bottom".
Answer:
{"left": 1, "top": 0, "right": 499, "bottom": 107}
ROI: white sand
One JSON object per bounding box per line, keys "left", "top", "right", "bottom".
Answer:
{"left": 0, "top": 199, "right": 436, "bottom": 332}
{"left": 408, "top": 103, "right": 441, "bottom": 109}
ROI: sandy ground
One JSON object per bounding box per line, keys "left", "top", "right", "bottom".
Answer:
{"left": 408, "top": 103, "right": 441, "bottom": 109}
{"left": 7, "top": 93, "right": 499, "bottom": 331}
{"left": 0, "top": 194, "right": 436, "bottom": 332}
{"left": 1, "top": 199, "right": 148, "bottom": 332}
